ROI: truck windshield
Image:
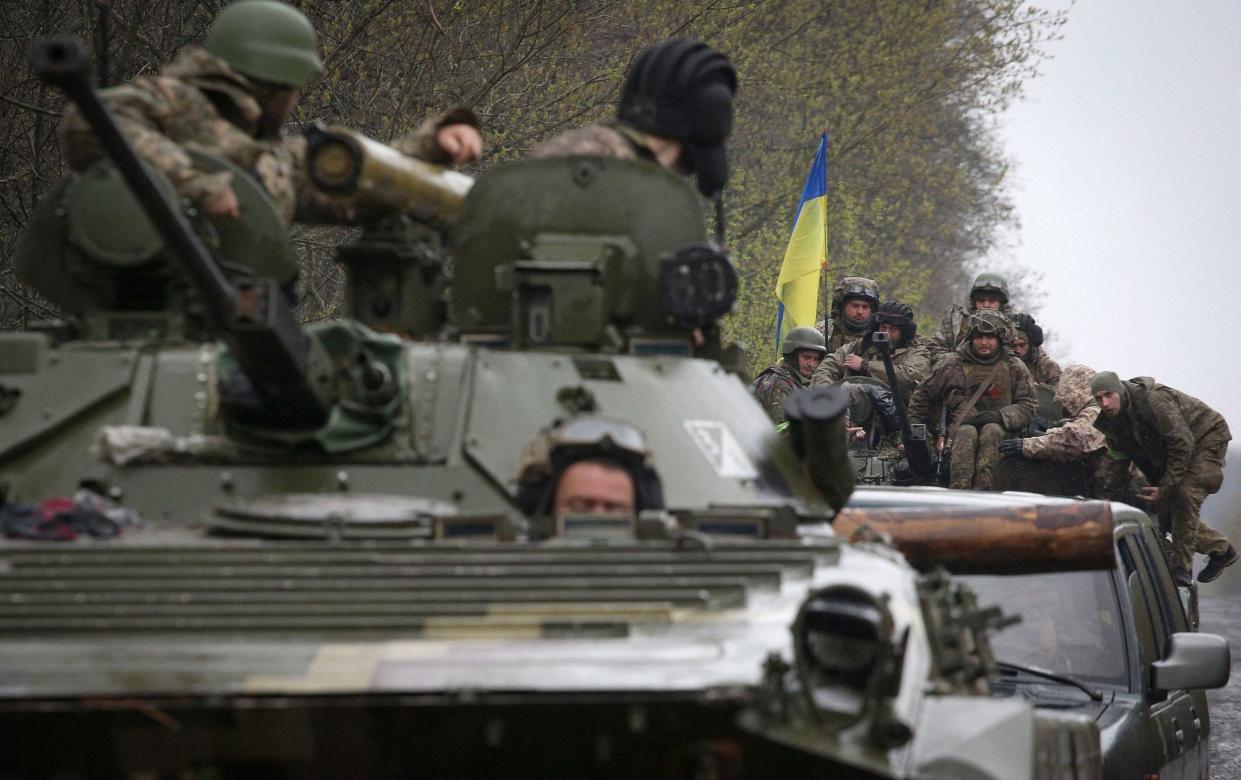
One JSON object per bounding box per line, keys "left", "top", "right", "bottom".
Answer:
{"left": 961, "top": 571, "right": 1128, "bottom": 688}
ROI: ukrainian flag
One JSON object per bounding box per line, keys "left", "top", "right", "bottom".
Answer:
{"left": 775, "top": 133, "right": 828, "bottom": 354}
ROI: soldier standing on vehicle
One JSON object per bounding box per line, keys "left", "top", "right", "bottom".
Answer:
{"left": 815, "top": 277, "right": 881, "bottom": 352}
{"left": 812, "top": 300, "right": 930, "bottom": 403}
{"left": 909, "top": 310, "right": 1037, "bottom": 490}
{"left": 1009, "top": 313, "right": 1061, "bottom": 387}
{"left": 998, "top": 364, "right": 1106, "bottom": 485}
{"left": 752, "top": 327, "right": 826, "bottom": 424}
{"left": 1091, "top": 371, "right": 1238, "bottom": 585}
{"left": 928, "top": 272, "right": 1012, "bottom": 359}
{"left": 530, "top": 39, "right": 736, "bottom": 199}
{"left": 59, "top": 0, "right": 482, "bottom": 226}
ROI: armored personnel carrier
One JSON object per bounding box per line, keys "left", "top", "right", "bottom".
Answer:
{"left": 0, "top": 38, "right": 1108, "bottom": 778}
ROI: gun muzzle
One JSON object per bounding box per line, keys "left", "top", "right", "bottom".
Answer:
{"left": 306, "top": 124, "right": 473, "bottom": 224}
{"left": 28, "top": 37, "right": 91, "bottom": 94}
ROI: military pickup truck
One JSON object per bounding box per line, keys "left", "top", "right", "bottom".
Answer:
{"left": 845, "top": 486, "right": 1232, "bottom": 779}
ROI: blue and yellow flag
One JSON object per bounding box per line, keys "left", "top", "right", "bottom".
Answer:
{"left": 774, "top": 133, "right": 828, "bottom": 354}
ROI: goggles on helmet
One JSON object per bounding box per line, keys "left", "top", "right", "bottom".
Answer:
{"left": 548, "top": 416, "right": 650, "bottom": 464}
{"left": 843, "top": 284, "right": 878, "bottom": 300}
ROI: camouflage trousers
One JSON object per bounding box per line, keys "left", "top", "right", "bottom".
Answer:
{"left": 1155, "top": 444, "right": 1232, "bottom": 573}
{"left": 949, "top": 423, "right": 1005, "bottom": 490}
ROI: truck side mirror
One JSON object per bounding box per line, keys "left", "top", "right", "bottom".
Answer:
{"left": 1150, "top": 632, "right": 1230, "bottom": 691}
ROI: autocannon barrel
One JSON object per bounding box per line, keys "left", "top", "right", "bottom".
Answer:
{"left": 305, "top": 124, "right": 473, "bottom": 224}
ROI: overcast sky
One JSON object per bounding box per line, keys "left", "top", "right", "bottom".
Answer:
{"left": 1002, "top": 0, "right": 1241, "bottom": 424}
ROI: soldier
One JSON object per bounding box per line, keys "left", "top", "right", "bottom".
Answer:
{"left": 812, "top": 300, "right": 930, "bottom": 403}
{"left": 530, "top": 39, "right": 736, "bottom": 199}
{"left": 909, "top": 309, "right": 1037, "bottom": 490}
{"left": 752, "top": 327, "right": 826, "bottom": 425}
{"left": 514, "top": 415, "right": 665, "bottom": 520}
{"left": 1009, "top": 313, "right": 1061, "bottom": 387}
{"left": 928, "top": 272, "right": 1012, "bottom": 358}
{"left": 998, "top": 363, "right": 1106, "bottom": 487}
{"left": 817, "top": 277, "right": 881, "bottom": 352}
{"left": 59, "top": 0, "right": 483, "bottom": 226}
{"left": 1091, "top": 371, "right": 1238, "bottom": 585}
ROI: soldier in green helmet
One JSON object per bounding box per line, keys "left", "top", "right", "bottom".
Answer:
{"left": 816, "top": 276, "right": 881, "bottom": 352}
{"left": 909, "top": 309, "right": 1037, "bottom": 490}
{"left": 751, "top": 326, "right": 827, "bottom": 424}
{"left": 927, "top": 272, "right": 1013, "bottom": 359}
{"left": 59, "top": 0, "right": 483, "bottom": 225}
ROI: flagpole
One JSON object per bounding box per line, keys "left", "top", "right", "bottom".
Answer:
{"left": 819, "top": 131, "right": 829, "bottom": 330}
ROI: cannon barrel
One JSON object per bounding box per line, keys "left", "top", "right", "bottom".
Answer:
{"left": 29, "top": 37, "right": 334, "bottom": 427}
{"left": 834, "top": 500, "right": 1116, "bottom": 575}
{"left": 306, "top": 124, "right": 473, "bottom": 225}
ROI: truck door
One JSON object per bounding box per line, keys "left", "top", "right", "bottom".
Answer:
{"left": 1117, "top": 533, "right": 1199, "bottom": 779}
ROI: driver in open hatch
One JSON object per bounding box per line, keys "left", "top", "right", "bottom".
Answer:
{"left": 515, "top": 415, "right": 665, "bottom": 523}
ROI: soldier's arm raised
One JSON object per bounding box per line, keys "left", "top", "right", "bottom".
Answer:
{"left": 810, "top": 345, "right": 847, "bottom": 386}
{"left": 59, "top": 80, "right": 235, "bottom": 209}
{"left": 390, "top": 107, "right": 481, "bottom": 165}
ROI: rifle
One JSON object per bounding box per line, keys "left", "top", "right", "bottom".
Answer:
{"left": 870, "top": 331, "right": 935, "bottom": 483}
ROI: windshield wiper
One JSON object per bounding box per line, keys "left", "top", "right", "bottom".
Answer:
{"left": 995, "top": 660, "right": 1103, "bottom": 702}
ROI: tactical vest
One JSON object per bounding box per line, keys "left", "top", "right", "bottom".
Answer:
{"left": 962, "top": 358, "right": 1015, "bottom": 411}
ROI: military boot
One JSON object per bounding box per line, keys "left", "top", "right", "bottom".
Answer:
{"left": 1198, "top": 545, "right": 1238, "bottom": 583}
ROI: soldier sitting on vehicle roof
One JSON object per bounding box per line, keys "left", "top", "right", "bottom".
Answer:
{"left": 909, "top": 310, "right": 1037, "bottom": 490}
{"left": 751, "top": 327, "right": 826, "bottom": 425}
{"left": 927, "top": 272, "right": 1013, "bottom": 359}
{"left": 515, "top": 415, "right": 665, "bottom": 523}
{"left": 1009, "top": 313, "right": 1061, "bottom": 388}
{"left": 816, "top": 277, "right": 881, "bottom": 352}
{"left": 811, "top": 300, "right": 930, "bottom": 404}
{"left": 59, "top": 0, "right": 482, "bottom": 226}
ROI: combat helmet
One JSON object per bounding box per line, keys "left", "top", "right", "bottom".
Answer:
{"left": 618, "top": 39, "right": 737, "bottom": 197}
{"left": 874, "top": 300, "right": 916, "bottom": 345}
{"left": 781, "top": 326, "right": 827, "bottom": 357}
{"left": 830, "top": 277, "right": 880, "bottom": 315}
{"left": 966, "top": 308, "right": 1011, "bottom": 341}
{"left": 205, "top": 0, "right": 324, "bottom": 88}
{"left": 969, "top": 272, "right": 1009, "bottom": 305}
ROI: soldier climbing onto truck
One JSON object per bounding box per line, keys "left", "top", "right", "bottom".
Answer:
{"left": 58, "top": 0, "right": 483, "bottom": 226}
{"left": 1091, "top": 370, "right": 1238, "bottom": 586}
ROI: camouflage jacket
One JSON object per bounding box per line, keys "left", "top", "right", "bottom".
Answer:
{"left": 751, "top": 361, "right": 809, "bottom": 424}
{"left": 811, "top": 336, "right": 930, "bottom": 401}
{"left": 908, "top": 346, "right": 1036, "bottom": 434}
{"left": 1025, "top": 349, "right": 1061, "bottom": 387}
{"left": 529, "top": 123, "right": 657, "bottom": 162}
{"left": 60, "top": 47, "right": 475, "bottom": 225}
{"left": 1021, "top": 364, "right": 1105, "bottom": 461}
{"left": 823, "top": 316, "right": 872, "bottom": 352}
{"left": 1094, "top": 377, "right": 1232, "bottom": 499}
{"left": 927, "top": 303, "right": 1013, "bottom": 359}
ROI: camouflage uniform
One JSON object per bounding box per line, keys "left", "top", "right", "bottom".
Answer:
{"left": 1094, "top": 377, "right": 1233, "bottom": 572}
{"left": 927, "top": 302, "right": 1013, "bottom": 359}
{"left": 1021, "top": 364, "right": 1106, "bottom": 461}
{"left": 529, "top": 123, "right": 657, "bottom": 162}
{"left": 817, "top": 276, "right": 880, "bottom": 352}
{"left": 811, "top": 336, "right": 930, "bottom": 402}
{"left": 1026, "top": 349, "right": 1062, "bottom": 387}
{"left": 59, "top": 47, "right": 475, "bottom": 225}
{"left": 909, "top": 337, "right": 1037, "bottom": 490}
{"left": 751, "top": 361, "right": 809, "bottom": 424}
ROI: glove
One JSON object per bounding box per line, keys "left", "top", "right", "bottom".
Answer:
{"left": 964, "top": 410, "right": 1002, "bottom": 428}
{"left": 998, "top": 438, "right": 1024, "bottom": 458}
